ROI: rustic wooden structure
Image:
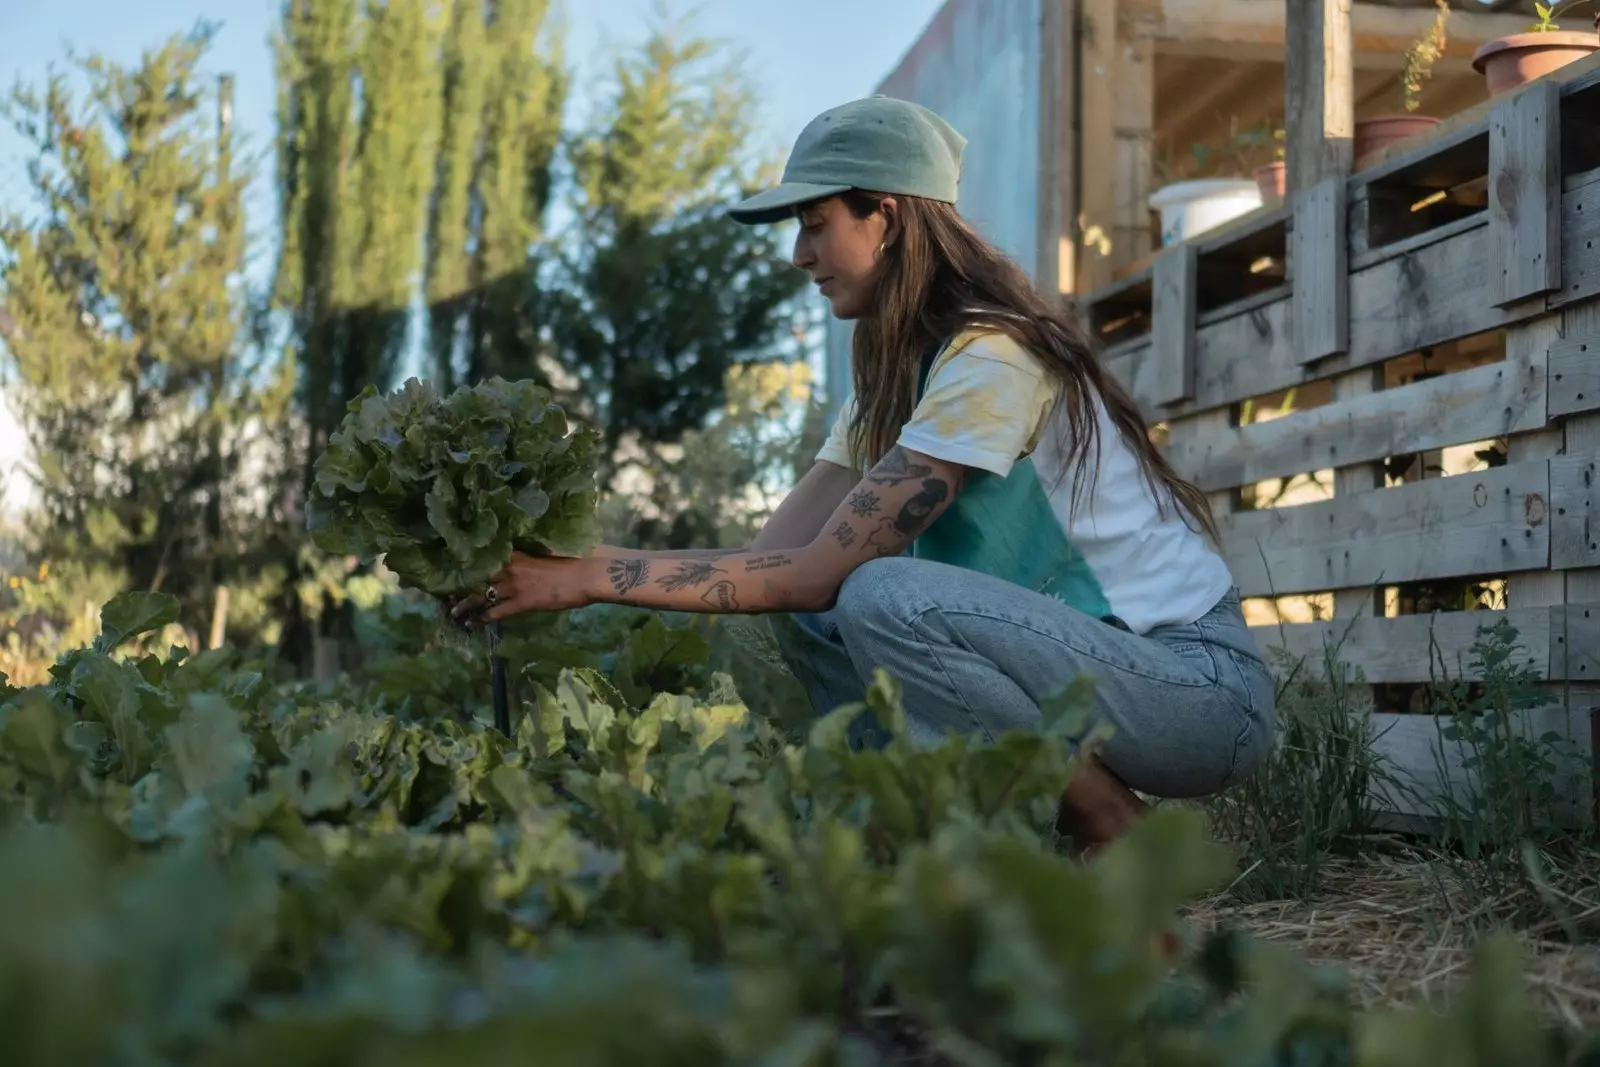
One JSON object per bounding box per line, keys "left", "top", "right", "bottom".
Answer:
{"left": 1076, "top": 0, "right": 1549, "bottom": 292}
{"left": 1080, "top": 0, "right": 1600, "bottom": 824}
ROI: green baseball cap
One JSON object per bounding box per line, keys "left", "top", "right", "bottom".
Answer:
{"left": 727, "top": 96, "right": 966, "bottom": 225}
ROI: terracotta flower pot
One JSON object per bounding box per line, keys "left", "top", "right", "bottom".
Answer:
{"left": 1253, "top": 161, "right": 1286, "bottom": 203}
{"left": 1353, "top": 115, "right": 1442, "bottom": 169}
{"left": 1471, "top": 31, "right": 1599, "bottom": 97}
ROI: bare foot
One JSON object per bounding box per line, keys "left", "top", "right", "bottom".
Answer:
{"left": 1055, "top": 756, "right": 1151, "bottom": 859}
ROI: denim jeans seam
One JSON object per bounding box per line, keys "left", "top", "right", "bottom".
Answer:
{"left": 924, "top": 607, "right": 1217, "bottom": 690}
{"left": 1218, "top": 648, "right": 1271, "bottom": 789}
{"left": 903, "top": 606, "right": 1001, "bottom": 743}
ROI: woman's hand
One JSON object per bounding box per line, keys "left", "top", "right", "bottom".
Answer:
{"left": 450, "top": 552, "right": 597, "bottom": 627}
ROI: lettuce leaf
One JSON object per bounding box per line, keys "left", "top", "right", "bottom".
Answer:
{"left": 306, "top": 377, "right": 602, "bottom": 596}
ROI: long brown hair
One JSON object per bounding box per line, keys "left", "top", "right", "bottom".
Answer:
{"left": 833, "top": 188, "right": 1218, "bottom": 543}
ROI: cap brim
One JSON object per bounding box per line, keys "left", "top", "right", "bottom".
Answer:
{"left": 726, "top": 182, "right": 852, "bottom": 225}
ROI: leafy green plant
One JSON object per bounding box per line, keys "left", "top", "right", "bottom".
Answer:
{"left": 1206, "top": 632, "right": 1394, "bottom": 902}
{"left": 1529, "top": 1, "right": 1594, "bottom": 31}
{"left": 1401, "top": 0, "right": 1451, "bottom": 113}
{"left": 306, "top": 377, "right": 603, "bottom": 598}
{"left": 3, "top": 589, "right": 1597, "bottom": 1065}
{"left": 1420, "top": 619, "right": 1592, "bottom": 919}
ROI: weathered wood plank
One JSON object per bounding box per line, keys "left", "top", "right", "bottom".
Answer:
{"left": 1347, "top": 211, "right": 1484, "bottom": 274}
{"left": 1546, "top": 335, "right": 1600, "bottom": 418}
{"left": 1252, "top": 606, "right": 1557, "bottom": 684}
{"left": 1283, "top": 0, "right": 1353, "bottom": 188}
{"left": 1166, "top": 351, "right": 1547, "bottom": 492}
{"left": 1291, "top": 175, "right": 1348, "bottom": 364}
{"left": 1555, "top": 603, "right": 1600, "bottom": 685}
{"left": 1554, "top": 174, "right": 1600, "bottom": 310}
{"left": 1347, "top": 221, "right": 1521, "bottom": 365}
{"left": 1368, "top": 705, "right": 1592, "bottom": 827}
{"left": 1078, "top": 0, "right": 1119, "bottom": 292}
{"left": 1549, "top": 453, "right": 1600, "bottom": 570}
{"left": 1220, "top": 459, "right": 1551, "bottom": 597}
{"left": 1104, "top": 215, "right": 1559, "bottom": 419}
{"left": 1151, "top": 243, "right": 1198, "bottom": 405}
{"left": 1488, "top": 81, "right": 1561, "bottom": 307}
{"left": 1113, "top": 34, "right": 1155, "bottom": 270}
{"left": 1328, "top": 368, "right": 1385, "bottom": 619}
{"left": 1505, "top": 313, "right": 1570, "bottom": 612}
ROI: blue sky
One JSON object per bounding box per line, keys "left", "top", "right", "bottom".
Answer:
{"left": 0, "top": 0, "right": 947, "bottom": 510}
{"left": 0, "top": 0, "right": 947, "bottom": 240}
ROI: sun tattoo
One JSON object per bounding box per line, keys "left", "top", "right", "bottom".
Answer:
{"left": 847, "top": 489, "right": 881, "bottom": 517}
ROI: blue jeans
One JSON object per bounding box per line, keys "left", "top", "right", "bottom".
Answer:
{"left": 772, "top": 557, "right": 1276, "bottom": 799}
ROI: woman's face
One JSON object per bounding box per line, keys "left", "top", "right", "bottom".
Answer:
{"left": 792, "top": 195, "right": 897, "bottom": 320}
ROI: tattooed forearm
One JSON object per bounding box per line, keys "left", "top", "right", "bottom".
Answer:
{"left": 607, "top": 558, "right": 650, "bottom": 594}
{"left": 743, "top": 553, "right": 794, "bottom": 573}
{"left": 862, "top": 518, "right": 903, "bottom": 558}
{"left": 893, "top": 477, "right": 950, "bottom": 535}
{"left": 867, "top": 446, "right": 934, "bottom": 487}
{"left": 831, "top": 521, "right": 857, "bottom": 549}
{"left": 847, "top": 488, "right": 881, "bottom": 517}
{"left": 656, "top": 560, "right": 725, "bottom": 591}
{"left": 701, "top": 581, "right": 740, "bottom": 611}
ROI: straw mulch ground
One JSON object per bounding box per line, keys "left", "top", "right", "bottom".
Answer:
{"left": 1181, "top": 853, "right": 1600, "bottom": 1028}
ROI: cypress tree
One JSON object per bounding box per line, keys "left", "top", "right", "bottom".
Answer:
{"left": 425, "top": 0, "right": 566, "bottom": 392}
{"left": 540, "top": 17, "right": 806, "bottom": 486}
{"left": 0, "top": 25, "right": 255, "bottom": 626}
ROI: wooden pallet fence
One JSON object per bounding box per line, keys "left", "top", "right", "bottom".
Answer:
{"left": 1082, "top": 56, "right": 1600, "bottom": 823}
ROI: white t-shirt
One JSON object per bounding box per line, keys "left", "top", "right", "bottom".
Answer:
{"left": 817, "top": 328, "right": 1236, "bottom": 634}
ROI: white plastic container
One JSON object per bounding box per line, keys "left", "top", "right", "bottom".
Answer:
{"left": 1148, "top": 179, "right": 1263, "bottom": 247}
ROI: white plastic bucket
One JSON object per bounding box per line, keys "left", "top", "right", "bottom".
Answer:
{"left": 1148, "top": 179, "right": 1263, "bottom": 247}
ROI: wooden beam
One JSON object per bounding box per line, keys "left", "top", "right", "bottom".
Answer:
{"left": 1488, "top": 80, "right": 1562, "bottom": 307}
{"left": 1114, "top": 35, "right": 1156, "bottom": 271}
{"left": 1039, "top": 0, "right": 1079, "bottom": 293}
{"left": 1367, "top": 706, "right": 1593, "bottom": 827}
{"left": 1548, "top": 334, "right": 1600, "bottom": 417}
{"left": 1219, "top": 457, "right": 1551, "bottom": 597}
{"left": 1165, "top": 348, "right": 1548, "bottom": 492}
{"left": 1101, "top": 178, "right": 1600, "bottom": 418}
{"left": 1291, "top": 174, "right": 1349, "bottom": 364}
{"left": 1285, "top": 0, "right": 1353, "bottom": 191}
{"left": 1253, "top": 605, "right": 1564, "bottom": 684}
{"left": 1131, "top": 0, "right": 1545, "bottom": 55}
{"left": 1151, "top": 243, "right": 1198, "bottom": 405}
{"left": 1080, "top": 0, "right": 1120, "bottom": 292}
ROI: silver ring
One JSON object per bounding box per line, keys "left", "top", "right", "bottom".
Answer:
{"left": 484, "top": 584, "right": 499, "bottom": 605}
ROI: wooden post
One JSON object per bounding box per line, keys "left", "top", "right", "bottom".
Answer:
{"left": 1285, "top": 0, "right": 1365, "bottom": 618}
{"left": 1079, "top": 0, "right": 1118, "bottom": 292}
{"left": 1039, "top": 0, "right": 1079, "bottom": 294}
{"left": 1113, "top": 35, "right": 1155, "bottom": 272}
{"left": 1487, "top": 81, "right": 1561, "bottom": 308}
{"left": 1284, "top": 0, "right": 1353, "bottom": 187}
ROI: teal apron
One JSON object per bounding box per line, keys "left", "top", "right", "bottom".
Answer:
{"left": 907, "top": 339, "right": 1127, "bottom": 630}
